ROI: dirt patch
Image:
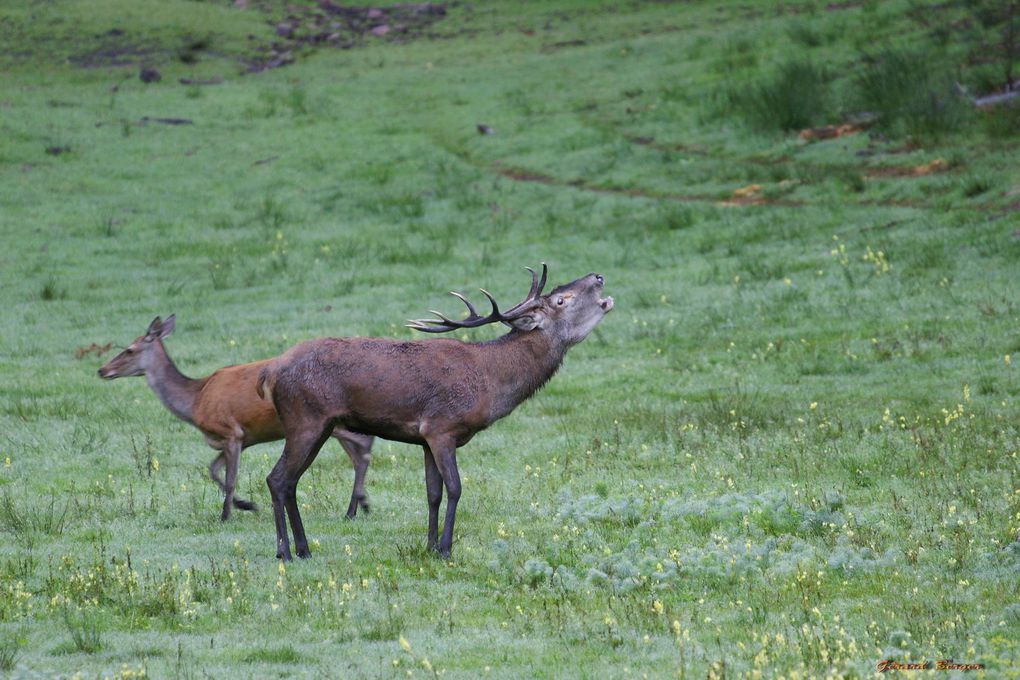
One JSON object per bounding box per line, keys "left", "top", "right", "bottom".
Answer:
{"left": 865, "top": 158, "right": 950, "bottom": 178}
{"left": 69, "top": 31, "right": 161, "bottom": 69}
{"left": 626, "top": 136, "right": 710, "bottom": 156}
{"left": 491, "top": 163, "right": 803, "bottom": 207}
{"left": 66, "top": 5, "right": 448, "bottom": 72}
{"left": 248, "top": 2, "right": 448, "bottom": 71}
{"left": 798, "top": 123, "right": 867, "bottom": 142}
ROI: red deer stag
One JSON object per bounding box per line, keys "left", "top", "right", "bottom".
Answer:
{"left": 257, "top": 264, "right": 613, "bottom": 560}
{"left": 98, "top": 315, "right": 375, "bottom": 521}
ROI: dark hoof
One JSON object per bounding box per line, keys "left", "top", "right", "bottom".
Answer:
{"left": 234, "top": 498, "right": 257, "bottom": 512}
{"left": 360, "top": 500, "right": 371, "bottom": 514}
{"left": 297, "top": 548, "right": 312, "bottom": 559}
{"left": 277, "top": 552, "right": 292, "bottom": 561}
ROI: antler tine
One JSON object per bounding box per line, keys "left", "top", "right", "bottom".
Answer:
{"left": 449, "top": 291, "right": 479, "bottom": 318}
{"left": 523, "top": 262, "right": 548, "bottom": 300}
{"left": 478, "top": 289, "right": 501, "bottom": 317}
{"left": 501, "top": 262, "right": 549, "bottom": 320}
{"left": 406, "top": 320, "right": 454, "bottom": 333}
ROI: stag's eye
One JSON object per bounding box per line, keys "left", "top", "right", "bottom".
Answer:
{"left": 556, "top": 297, "right": 565, "bottom": 306}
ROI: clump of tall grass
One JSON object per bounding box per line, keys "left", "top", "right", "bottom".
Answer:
{"left": 852, "top": 48, "right": 972, "bottom": 139}
{"left": 0, "top": 638, "right": 18, "bottom": 673}
{"left": 62, "top": 607, "right": 103, "bottom": 654}
{"left": 721, "top": 59, "right": 831, "bottom": 132}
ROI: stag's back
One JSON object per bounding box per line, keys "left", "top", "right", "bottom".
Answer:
{"left": 261, "top": 337, "right": 491, "bottom": 445}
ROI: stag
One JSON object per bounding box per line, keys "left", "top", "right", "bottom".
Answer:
{"left": 98, "top": 315, "right": 375, "bottom": 521}
{"left": 257, "top": 264, "right": 613, "bottom": 560}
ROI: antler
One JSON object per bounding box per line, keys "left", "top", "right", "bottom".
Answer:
{"left": 407, "top": 263, "right": 548, "bottom": 333}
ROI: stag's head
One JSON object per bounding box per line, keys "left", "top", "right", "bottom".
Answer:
{"left": 408, "top": 265, "right": 613, "bottom": 346}
{"left": 97, "top": 315, "right": 176, "bottom": 379}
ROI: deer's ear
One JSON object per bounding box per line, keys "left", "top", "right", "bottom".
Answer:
{"left": 507, "top": 310, "right": 545, "bottom": 332}
{"left": 160, "top": 314, "right": 176, "bottom": 338}
{"left": 145, "top": 316, "right": 163, "bottom": 339}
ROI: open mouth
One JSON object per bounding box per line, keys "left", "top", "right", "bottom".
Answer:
{"left": 599, "top": 296, "right": 614, "bottom": 312}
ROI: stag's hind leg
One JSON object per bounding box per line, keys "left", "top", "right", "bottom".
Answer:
{"left": 267, "top": 422, "right": 332, "bottom": 560}
{"left": 424, "top": 435, "right": 461, "bottom": 559}
{"left": 423, "top": 445, "right": 443, "bottom": 550}
{"left": 337, "top": 431, "right": 374, "bottom": 519}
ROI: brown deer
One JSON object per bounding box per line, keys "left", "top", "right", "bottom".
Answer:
{"left": 257, "top": 264, "right": 613, "bottom": 560}
{"left": 98, "top": 315, "right": 374, "bottom": 521}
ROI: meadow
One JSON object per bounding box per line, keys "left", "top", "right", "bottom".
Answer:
{"left": 1, "top": 0, "right": 1019, "bottom": 677}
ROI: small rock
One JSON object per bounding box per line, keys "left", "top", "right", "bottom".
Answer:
{"left": 276, "top": 23, "right": 294, "bottom": 38}
{"left": 371, "top": 24, "right": 391, "bottom": 37}
{"left": 139, "top": 67, "right": 161, "bottom": 83}
{"left": 477, "top": 124, "right": 495, "bottom": 135}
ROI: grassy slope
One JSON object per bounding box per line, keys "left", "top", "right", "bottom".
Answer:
{"left": 1, "top": 0, "right": 1019, "bottom": 677}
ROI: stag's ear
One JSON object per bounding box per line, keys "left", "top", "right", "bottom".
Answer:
{"left": 507, "top": 309, "right": 545, "bottom": 332}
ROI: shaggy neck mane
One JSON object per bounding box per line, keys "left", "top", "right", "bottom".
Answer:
{"left": 476, "top": 329, "right": 568, "bottom": 422}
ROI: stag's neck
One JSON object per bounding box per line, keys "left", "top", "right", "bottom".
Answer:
{"left": 480, "top": 330, "right": 568, "bottom": 422}
{"left": 144, "top": 341, "right": 203, "bottom": 425}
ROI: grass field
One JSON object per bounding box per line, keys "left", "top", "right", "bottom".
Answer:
{"left": 2, "top": 0, "right": 1019, "bottom": 677}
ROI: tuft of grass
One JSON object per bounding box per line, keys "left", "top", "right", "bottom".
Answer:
{"left": 0, "top": 635, "right": 20, "bottom": 672}
{"left": 243, "top": 645, "right": 302, "bottom": 664}
{"left": 723, "top": 59, "right": 831, "bottom": 132}
{"left": 62, "top": 608, "right": 103, "bottom": 654}
{"left": 39, "top": 277, "right": 67, "bottom": 301}
{"left": 961, "top": 174, "right": 994, "bottom": 198}
{"left": 853, "top": 48, "right": 972, "bottom": 140}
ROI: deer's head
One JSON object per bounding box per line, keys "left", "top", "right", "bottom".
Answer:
{"left": 98, "top": 315, "right": 176, "bottom": 379}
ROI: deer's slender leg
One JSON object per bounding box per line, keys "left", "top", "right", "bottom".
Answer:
{"left": 220, "top": 439, "right": 244, "bottom": 521}
{"left": 266, "top": 454, "right": 293, "bottom": 561}
{"left": 267, "top": 422, "right": 330, "bottom": 560}
{"left": 211, "top": 448, "right": 255, "bottom": 515}
{"left": 338, "top": 432, "right": 374, "bottom": 519}
{"left": 426, "top": 435, "right": 461, "bottom": 558}
{"left": 423, "top": 445, "right": 443, "bottom": 550}
{"left": 288, "top": 424, "right": 332, "bottom": 559}
{"left": 209, "top": 453, "right": 226, "bottom": 491}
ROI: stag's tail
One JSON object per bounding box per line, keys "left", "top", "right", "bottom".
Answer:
{"left": 255, "top": 364, "right": 275, "bottom": 402}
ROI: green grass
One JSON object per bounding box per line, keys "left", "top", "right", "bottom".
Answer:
{"left": 2, "top": 0, "right": 1020, "bottom": 678}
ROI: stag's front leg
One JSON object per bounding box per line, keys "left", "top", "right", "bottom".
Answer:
{"left": 267, "top": 425, "right": 324, "bottom": 560}
{"left": 266, "top": 455, "right": 294, "bottom": 561}
{"left": 283, "top": 424, "right": 332, "bottom": 559}
{"left": 426, "top": 436, "right": 461, "bottom": 559}
{"left": 423, "top": 445, "right": 443, "bottom": 551}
